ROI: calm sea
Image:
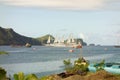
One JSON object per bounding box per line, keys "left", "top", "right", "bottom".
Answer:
{"left": 0, "top": 46, "right": 120, "bottom": 78}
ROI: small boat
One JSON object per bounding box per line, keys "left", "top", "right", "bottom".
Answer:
{"left": 88, "top": 63, "right": 97, "bottom": 72}
{"left": 76, "top": 44, "right": 82, "bottom": 49}
{"left": 114, "top": 38, "right": 120, "bottom": 48}
{"left": 25, "top": 43, "right": 32, "bottom": 47}
{"left": 104, "top": 63, "right": 120, "bottom": 74}
{"left": 88, "top": 63, "right": 120, "bottom": 74}
{"left": 69, "top": 49, "right": 74, "bottom": 52}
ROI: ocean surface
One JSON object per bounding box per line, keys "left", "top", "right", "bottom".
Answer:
{"left": 0, "top": 46, "right": 120, "bottom": 78}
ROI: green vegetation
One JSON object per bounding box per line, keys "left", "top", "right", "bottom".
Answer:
{"left": 14, "top": 72, "right": 39, "bottom": 80}
{"left": 36, "top": 34, "right": 54, "bottom": 44}
{"left": 0, "top": 51, "right": 8, "bottom": 55}
{"left": 40, "top": 76, "right": 49, "bottom": 80}
{"left": 63, "top": 59, "right": 73, "bottom": 74}
{"left": 0, "top": 67, "right": 7, "bottom": 80}
{"left": 14, "top": 72, "right": 57, "bottom": 80}
{"left": 63, "top": 57, "right": 89, "bottom": 75}
{"left": 94, "top": 60, "right": 105, "bottom": 71}
{"left": 75, "top": 38, "right": 87, "bottom": 46}
{"left": 73, "top": 58, "right": 89, "bottom": 74}
{"left": 40, "top": 76, "right": 53, "bottom": 80}
{"left": 0, "top": 26, "right": 41, "bottom": 45}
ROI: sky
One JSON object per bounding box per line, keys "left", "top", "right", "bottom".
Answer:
{"left": 0, "top": 0, "right": 120, "bottom": 45}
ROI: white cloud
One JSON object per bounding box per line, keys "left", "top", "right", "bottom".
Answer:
{"left": 86, "top": 32, "right": 118, "bottom": 45}
{"left": 0, "top": 0, "right": 120, "bottom": 10}
{"left": 79, "top": 33, "right": 86, "bottom": 40}
{"left": 0, "top": 0, "right": 104, "bottom": 10}
{"left": 101, "top": 0, "right": 120, "bottom": 10}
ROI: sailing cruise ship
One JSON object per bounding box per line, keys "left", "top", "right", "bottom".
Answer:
{"left": 46, "top": 34, "right": 82, "bottom": 48}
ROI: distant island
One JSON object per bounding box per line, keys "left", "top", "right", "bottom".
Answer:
{"left": 0, "top": 26, "right": 87, "bottom": 46}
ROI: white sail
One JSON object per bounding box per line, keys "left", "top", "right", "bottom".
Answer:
{"left": 47, "top": 36, "right": 51, "bottom": 44}
{"left": 61, "top": 35, "right": 65, "bottom": 43}
{"left": 54, "top": 36, "right": 59, "bottom": 43}
{"left": 67, "top": 33, "right": 75, "bottom": 43}
{"left": 67, "top": 38, "right": 71, "bottom": 43}
{"left": 71, "top": 34, "right": 75, "bottom": 43}
{"left": 71, "top": 38, "right": 75, "bottom": 43}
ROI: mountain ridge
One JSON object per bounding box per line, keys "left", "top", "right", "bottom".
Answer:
{"left": 0, "top": 26, "right": 41, "bottom": 45}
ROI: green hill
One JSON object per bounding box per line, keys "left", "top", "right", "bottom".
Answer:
{"left": 75, "top": 38, "right": 87, "bottom": 46}
{"left": 0, "top": 27, "right": 41, "bottom": 45}
{"left": 36, "top": 34, "right": 54, "bottom": 44}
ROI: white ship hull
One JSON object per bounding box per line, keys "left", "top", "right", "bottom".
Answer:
{"left": 45, "top": 43, "right": 82, "bottom": 48}
{"left": 45, "top": 43, "right": 66, "bottom": 47}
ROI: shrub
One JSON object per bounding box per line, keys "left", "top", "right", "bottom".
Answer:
{"left": 63, "top": 59, "right": 73, "bottom": 73}
{"left": 94, "top": 60, "right": 105, "bottom": 71}
{"left": 63, "top": 57, "right": 89, "bottom": 75}
{"left": 0, "top": 67, "right": 7, "bottom": 80}
{"left": 73, "top": 57, "right": 89, "bottom": 75}
{"left": 14, "top": 72, "right": 39, "bottom": 80}
{"left": 25, "top": 74, "right": 38, "bottom": 80}
{"left": 14, "top": 72, "right": 25, "bottom": 80}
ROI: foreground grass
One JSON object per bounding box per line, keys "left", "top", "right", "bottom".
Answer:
{"left": 0, "top": 51, "right": 8, "bottom": 55}
{"left": 0, "top": 67, "right": 120, "bottom": 80}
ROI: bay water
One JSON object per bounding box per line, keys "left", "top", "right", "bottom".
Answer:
{"left": 0, "top": 46, "right": 120, "bottom": 78}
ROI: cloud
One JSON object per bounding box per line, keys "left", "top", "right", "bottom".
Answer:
{"left": 0, "top": 0, "right": 120, "bottom": 10}
{"left": 115, "top": 30, "right": 120, "bottom": 37}
{"left": 86, "top": 32, "right": 118, "bottom": 45}
{"left": 59, "top": 29, "right": 68, "bottom": 32}
{"left": 0, "top": 0, "right": 104, "bottom": 10}
{"left": 101, "top": 0, "right": 120, "bottom": 10}
{"left": 79, "top": 33, "right": 86, "bottom": 40}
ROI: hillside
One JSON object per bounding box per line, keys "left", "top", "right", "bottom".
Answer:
{"left": 36, "top": 34, "right": 54, "bottom": 44}
{"left": 75, "top": 38, "right": 87, "bottom": 46}
{"left": 0, "top": 27, "right": 41, "bottom": 45}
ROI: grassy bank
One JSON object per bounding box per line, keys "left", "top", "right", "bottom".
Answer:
{"left": 42, "top": 70, "right": 120, "bottom": 80}
{"left": 0, "top": 51, "right": 8, "bottom": 55}
{"left": 40, "top": 58, "right": 120, "bottom": 80}
{"left": 1, "top": 68, "right": 120, "bottom": 80}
